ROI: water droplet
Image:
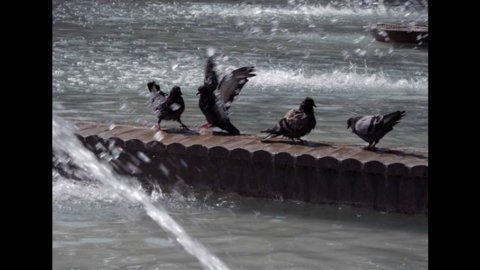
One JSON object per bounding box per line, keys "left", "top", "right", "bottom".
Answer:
{"left": 233, "top": 18, "right": 244, "bottom": 27}
{"left": 353, "top": 36, "right": 365, "bottom": 44}
{"left": 137, "top": 151, "right": 151, "bottom": 163}
{"left": 154, "top": 131, "right": 164, "bottom": 141}
{"left": 180, "top": 159, "right": 188, "bottom": 168}
{"left": 110, "top": 147, "right": 122, "bottom": 160}
{"left": 206, "top": 47, "right": 215, "bottom": 57}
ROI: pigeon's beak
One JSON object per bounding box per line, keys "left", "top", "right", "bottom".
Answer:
{"left": 313, "top": 103, "right": 317, "bottom": 108}
{"left": 347, "top": 123, "right": 351, "bottom": 129}
{"left": 196, "top": 92, "right": 200, "bottom": 96}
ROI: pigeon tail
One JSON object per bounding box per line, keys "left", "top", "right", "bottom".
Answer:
{"left": 220, "top": 120, "right": 240, "bottom": 135}
{"left": 383, "top": 111, "right": 406, "bottom": 130}
{"left": 261, "top": 125, "right": 281, "bottom": 135}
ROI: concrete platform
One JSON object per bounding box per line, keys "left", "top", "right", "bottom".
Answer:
{"left": 67, "top": 121, "right": 428, "bottom": 214}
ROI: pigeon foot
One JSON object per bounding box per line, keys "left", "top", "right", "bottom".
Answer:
{"left": 199, "top": 123, "right": 212, "bottom": 129}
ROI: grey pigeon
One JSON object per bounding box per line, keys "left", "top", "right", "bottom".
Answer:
{"left": 347, "top": 111, "right": 406, "bottom": 149}
{"left": 196, "top": 56, "right": 255, "bottom": 135}
{"left": 261, "top": 97, "right": 317, "bottom": 143}
{"left": 147, "top": 81, "right": 187, "bottom": 130}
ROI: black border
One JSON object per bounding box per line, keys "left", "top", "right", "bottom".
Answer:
{"left": 5, "top": 1, "right": 52, "bottom": 268}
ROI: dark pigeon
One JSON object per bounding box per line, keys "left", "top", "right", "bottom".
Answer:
{"left": 347, "top": 110, "right": 406, "bottom": 149}
{"left": 196, "top": 56, "right": 255, "bottom": 135}
{"left": 147, "top": 81, "right": 187, "bottom": 130}
{"left": 261, "top": 97, "right": 317, "bottom": 143}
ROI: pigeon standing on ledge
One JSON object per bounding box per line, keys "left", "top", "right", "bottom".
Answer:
{"left": 196, "top": 56, "right": 256, "bottom": 135}
{"left": 147, "top": 81, "right": 187, "bottom": 130}
{"left": 261, "top": 97, "right": 317, "bottom": 144}
{"left": 347, "top": 110, "right": 406, "bottom": 149}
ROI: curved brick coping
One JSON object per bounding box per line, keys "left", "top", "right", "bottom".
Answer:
{"left": 69, "top": 121, "right": 428, "bottom": 214}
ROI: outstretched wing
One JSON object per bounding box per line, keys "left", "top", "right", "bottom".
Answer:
{"left": 147, "top": 82, "right": 167, "bottom": 116}
{"left": 217, "top": 66, "right": 256, "bottom": 110}
{"left": 151, "top": 94, "right": 167, "bottom": 116}
{"left": 204, "top": 57, "right": 219, "bottom": 90}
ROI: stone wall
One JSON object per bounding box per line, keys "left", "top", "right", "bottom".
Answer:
{"left": 68, "top": 121, "right": 428, "bottom": 214}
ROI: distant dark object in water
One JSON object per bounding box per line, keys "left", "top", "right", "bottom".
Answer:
{"left": 370, "top": 23, "right": 428, "bottom": 45}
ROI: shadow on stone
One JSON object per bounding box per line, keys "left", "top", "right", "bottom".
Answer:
{"left": 365, "top": 147, "right": 428, "bottom": 159}
{"left": 212, "top": 131, "right": 249, "bottom": 136}
{"left": 162, "top": 128, "right": 200, "bottom": 135}
{"left": 260, "top": 139, "right": 332, "bottom": 148}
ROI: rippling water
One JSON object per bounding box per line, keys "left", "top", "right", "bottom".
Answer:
{"left": 53, "top": 176, "right": 428, "bottom": 270}
{"left": 53, "top": 0, "right": 427, "bottom": 149}
{"left": 53, "top": 1, "right": 428, "bottom": 269}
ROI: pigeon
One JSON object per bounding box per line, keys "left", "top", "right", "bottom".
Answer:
{"left": 347, "top": 110, "right": 406, "bottom": 149}
{"left": 261, "top": 97, "right": 317, "bottom": 143}
{"left": 196, "top": 56, "right": 255, "bottom": 135}
{"left": 147, "top": 81, "right": 188, "bottom": 130}
{"left": 148, "top": 81, "right": 166, "bottom": 110}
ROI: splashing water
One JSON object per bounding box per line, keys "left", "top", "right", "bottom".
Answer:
{"left": 207, "top": 47, "right": 216, "bottom": 57}
{"left": 250, "top": 69, "right": 427, "bottom": 92}
{"left": 52, "top": 116, "right": 229, "bottom": 270}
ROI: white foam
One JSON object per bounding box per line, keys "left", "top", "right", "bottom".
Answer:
{"left": 53, "top": 178, "right": 124, "bottom": 205}
{"left": 53, "top": 1, "right": 427, "bottom": 26}
{"left": 207, "top": 47, "right": 216, "bottom": 57}
{"left": 250, "top": 69, "right": 427, "bottom": 92}
{"left": 185, "top": 3, "right": 425, "bottom": 20}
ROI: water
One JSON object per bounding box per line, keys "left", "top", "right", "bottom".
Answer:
{"left": 53, "top": 114, "right": 428, "bottom": 269}
{"left": 53, "top": 116, "right": 229, "bottom": 270}
{"left": 53, "top": 0, "right": 428, "bottom": 149}
{"left": 53, "top": 172, "right": 428, "bottom": 269}
{"left": 53, "top": 0, "right": 428, "bottom": 269}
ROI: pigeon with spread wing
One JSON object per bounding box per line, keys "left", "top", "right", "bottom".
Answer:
{"left": 196, "top": 57, "right": 255, "bottom": 135}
